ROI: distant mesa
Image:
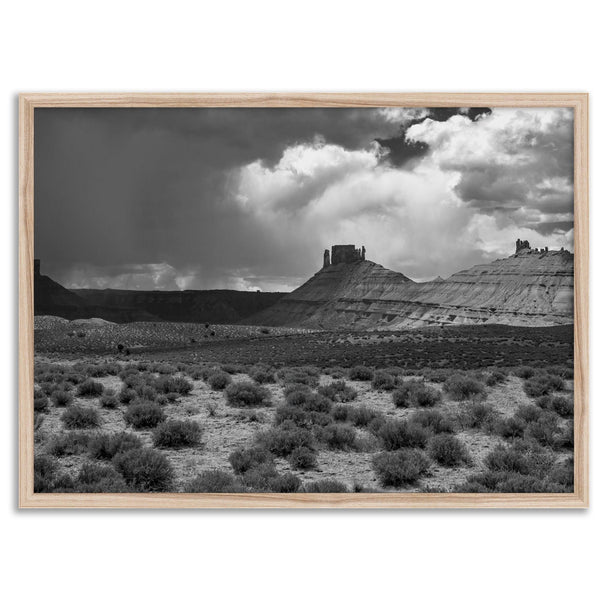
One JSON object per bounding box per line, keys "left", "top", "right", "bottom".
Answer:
{"left": 323, "top": 244, "right": 366, "bottom": 268}
{"left": 248, "top": 238, "right": 574, "bottom": 330}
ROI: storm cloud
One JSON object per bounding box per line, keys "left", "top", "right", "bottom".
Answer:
{"left": 34, "top": 106, "right": 574, "bottom": 290}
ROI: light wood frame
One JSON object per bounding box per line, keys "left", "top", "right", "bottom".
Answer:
{"left": 19, "top": 93, "right": 589, "bottom": 509}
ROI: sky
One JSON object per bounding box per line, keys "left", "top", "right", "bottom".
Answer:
{"left": 34, "top": 106, "right": 574, "bottom": 291}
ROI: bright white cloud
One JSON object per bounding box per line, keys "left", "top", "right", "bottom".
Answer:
{"left": 230, "top": 108, "right": 574, "bottom": 286}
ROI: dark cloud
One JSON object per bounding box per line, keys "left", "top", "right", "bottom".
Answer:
{"left": 34, "top": 106, "right": 573, "bottom": 291}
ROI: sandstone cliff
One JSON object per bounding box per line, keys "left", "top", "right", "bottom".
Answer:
{"left": 247, "top": 248, "right": 574, "bottom": 330}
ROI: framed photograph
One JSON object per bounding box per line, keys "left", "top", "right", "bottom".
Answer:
{"left": 19, "top": 93, "right": 588, "bottom": 508}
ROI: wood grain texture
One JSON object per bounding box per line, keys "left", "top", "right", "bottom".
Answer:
{"left": 18, "top": 93, "right": 589, "bottom": 509}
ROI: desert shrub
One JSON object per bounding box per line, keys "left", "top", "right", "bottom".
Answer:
{"left": 268, "top": 473, "right": 302, "bottom": 493}
{"left": 320, "top": 423, "right": 357, "bottom": 450}
{"left": 184, "top": 469, "right": 244, "bottom": 493}
{"left": 377, "top": 419, "right": 429, "bottom": 450}
{"left": 137, "top": 385, "right": 158, "bottom": 402}
{"left": 154, "top": 375, "right": 193, "bottom": 396}
{"left": 220, "top": 363, "right": 244, "bottom": 374}
{"left": 371, "top": 370, "right": 396, "bottom": 391}
{"left": 207, "top": 370, "right": 232, "bottom": 391}
{"left": 459, "top": 401, "right": 498, "bottom": 430}
{"left": 546, "top": 365, "right": 574, "bottom": 380}
{"left": 75, "top": 462, "right": 129, "bottom": 492}
{"left": 153, "top": 419, "right": 202, "bottom": 448}
{"left": 548, "top": 457, "right": 574, "bottom": 488}
{"left": 525, "top": 413, "right": 562, "bottom": 448}
{"left": 423, "top": 368, "right": 452, "bottom": 383}
{"left": 428, "top": 434, "right": 471, "bottom": 466}
{"left": 34, "top": 455, "right": 59, "bottom": 492}
{"left": 256, "top": 422, "right": 314, "bottom": 457}
{"left": 303, "top": 393, "right": 332, "bottom": 413}
{"left": 51, "top": 389, "right": 73, "bottom": 407}
{"left": 348, "top": 405, "right": 382, "bottom": 428}
{"left": 88, "top": 431, "right": 143, "bottom": 460}
{"left": 390, "top": 379, "right": 441, "bottom": 408}
{"left": 225, "top": 382, "right": 270, "bottom": 407}
{"left": 367, "top": 415, "right": 389, "bottom": 436}
{"left": 459, "top": 470, "right": 567, "bottom": 493}
{"left": 409, "top": 409, "right": 454, "bottom": 434}
{"left": 349, "top": 365, "right": 374, "bottom": 381}
{"left": 61, "top": 405, "right": 100, "bottom": 429}
{"left": 523, "top": 374, "right": 564, "bottom": 397}
{"left": 514, "top": 404, "right": 543, "bottom": 423}
{"left": 277, "top": 367, "right": 320, "bottom": 388}
{"left": 486, "top": 370, "right": 507, "bottom": 386}
{"left": 284, "top": 384, "right": 314, "bottom": 403}
{"left": 86, "top": 362, "right": 120, "bottom": 378}
{"left": 443, "top": 374, "right": 485, "bottom": 401}
{"left": 331, "top": 404, "right": 351, "bottom": 421}
{"left": 119, "top": 367, "right": 141, "bottom": 381}
{"left": 148, "top": 362, "right": 177, "bottom": 375}
{"left": 304, "top": 479, "right": 348, "bottom": 493}
{"left": 289, "top": 446, "right": 318, "bottom": 470}
{"left": 391, "top": 383, "right": 412, "bottom": 408}
{"left": 112, "top": 448, "right": 174, "bottom": 491}
{"left": 560, "top": 420, "right": 574, "bottom": 449}
{"left": 484, "top": 441, "right": 553, "bottom": 477}
{"left": 34, "top": 393, "right": 49, "bottom": 412}
{"left": 99, "top": 389, "right": 119, "bottom": 409}
{"left": 77, "top": 378, "right": 104, "bottom": 397}
{"left": 275, "top": 404, "right": 311, "bottom": 428}
{"left": 229, "top": 446, "right": 274, "bottom": 474}
{"left": 248, "top": 366, "right": 276, "bottom": 384}
{"left": 549, "top": 395, "right": 574, "bottom": 418}
{"left": 118, "top": 387, "right": 138, "bottom": 405}
{"left": 513, "top": 365, "right": 536, "bottom": 379}
{"left": 318, "top": 381, "right": 357, "bottom": 403}
{"left": 372, "top": 449, "right": 430, "bottom": 486}
{"left": 124, "top": 401, "right": 166, "bottom": 429}
{"left": 47, "top": 431, "right": 90, "bottom": 457}
{"left": 495, "top": 416, "right": 527, "bottom": 440}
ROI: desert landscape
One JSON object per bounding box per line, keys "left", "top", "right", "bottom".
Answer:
{"left": 33, "top": 243, "right": 574, "bottom": 494}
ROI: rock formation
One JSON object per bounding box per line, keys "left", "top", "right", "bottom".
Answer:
{"left": 248, "top": 240, "right": 574, "bottom": 330}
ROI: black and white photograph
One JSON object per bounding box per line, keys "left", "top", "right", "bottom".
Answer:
{"left": 32, "top": 104, "right": 576, "bottom": 495}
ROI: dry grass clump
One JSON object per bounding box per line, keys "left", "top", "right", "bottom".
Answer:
{"left": 124, "top": 401, "right": 166, "bottom": 429}
{"left": 371, "top": 370, "right": 396, "bottom": 391}
{"left": 304, "top": 479, "right": 348, "bottom": 493}
{"left": 74, "top": 462, "right": 129, "bottom": 492}
{"left": 349, "top": 365, "right": 374, "bottom": 381}
{"left": 513, "top": 365, "right": 536, "bottom": 379}
{"left": 485, "top": 370, "right": 507, "bottom": 387}
{"left": 248, "top": 365, "right": 276, "bottom": 384}
{"left": 154, "top": 375, "right": 193, "bottom": 396}
{"left": 277, "top": 366, "right": 320, "bottom": 388}
{"left": 153, "top": 419, "right": 202, "bottom": 448}
{"left": 229, "top": 446, "right": 274, "bottom": 474}
{"left": 377, "top": 418, "right": 428, "bottom": 450}
{"left": 207, "top": 370, "right": 232, "bottom": 390}
{"left": 409, "top": 409, "right": 455, "bottom": 434}
{"left": 88, "top": 431, "right": 143, "bottom": 460}
{"left": 77, "top": 378, "right": 104, "bottom": 397}
{"left": 255, "top": 421, "right": 314, "bottom": 457}
{"left": 61, "top": 405, "right": 100, "bottom": 429}
{"left": 51, "top": 389, "right": 73, "bottom": 407}
{"left": 99, "top": 389, "right": 119, "bottom": 409}
{"left": 523, "top": 374, "right": 564, "bottom": 397}
{"left": 318, "top": 381, "right": 357, "bottom": 403}
{"left": 495, "top": 416, "right": 527, "bottom": 440}
{"left": 318, "top": 423, "right": 357, "bottom": 450}
{"left": 47, "top": 431, "right": 90, "bottom": 457}
{"left": 443, "top": 374, "right": 486, "bottom": 402}
{"left": 112, "top": 447, "right": 174, "bottom": 491}
{"left": 289, "top": 446, "right": 318, "bottom": 470}
{"left": 347, "top": 405, "right": 383, "bottom": 428}
{"left": 458, "top": 401, "right": 498, "bottom": 431}
{"left": 372, "top": 449, "right": 430, "bottom": 486}
{"left": 428, "top": 434, "right": 471, "bottom": 466}
{"left": 225, "top": 381, "right": 271, "bottom": 407}
{"left": 184, "top": 470, "right": 245, "bottom": 493}
{"left": 392, "top": 380, "right": 441, "bottom": 408}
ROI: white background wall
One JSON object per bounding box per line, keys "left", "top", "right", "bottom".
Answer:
{"left": 1, "top": 2, "right": 596, "bottom": 599}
